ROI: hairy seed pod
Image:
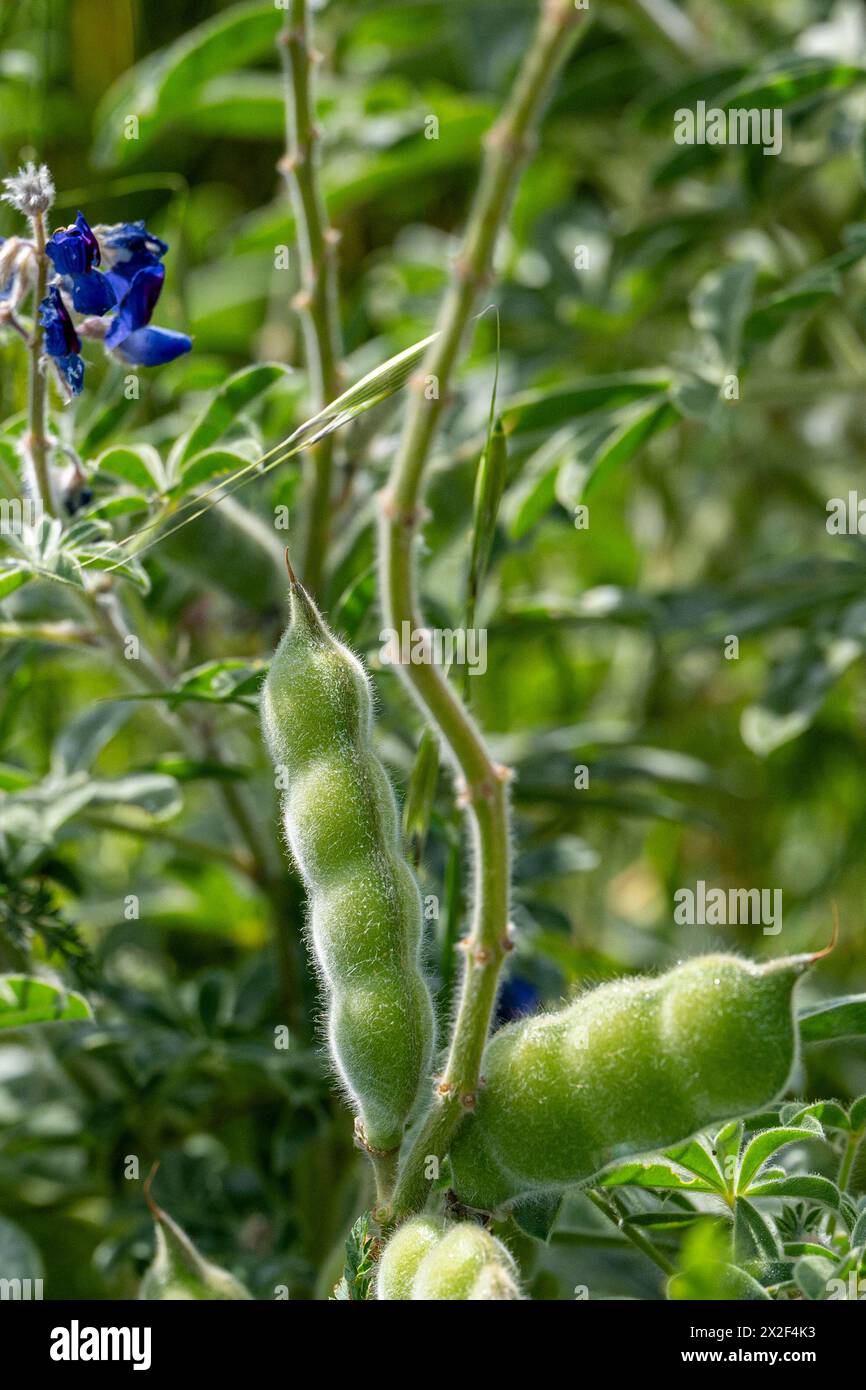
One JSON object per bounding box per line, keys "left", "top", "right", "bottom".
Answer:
{"left": 140, "top": 1193, "right": 252, "bottom": 1301}
{"left": 375, "top": 1217, "right": 443, "bottom": 1300}
{"left": 450, "top": 953, "right": 809, "bottom": 1211}
{"left": 261, "top": 562, "right": 434, "bottom": 1151}
{"left": 410, "top": 1224, "right": 521, "bottom": 1301}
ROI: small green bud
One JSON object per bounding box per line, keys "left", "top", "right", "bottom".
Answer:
{"left": 411, "top": 1224, "right": 521, "bottom": 1301}
{"left": 376, "top": 1217, "right": 443, "bottom": 1300}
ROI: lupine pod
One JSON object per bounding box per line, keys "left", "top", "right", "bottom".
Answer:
{"left": 410, "top": 1224, "right": 521, "bottom": 1301}
{"left": 261, "top": 563, "right": 434, "bottom": 1151}
{"left": 139, "top": 1194, "right": 252, "bottom": 1301}
{"left": 450, "top": 953, "right": 809, "bottom": 1211}
{"left": 375, "top": 1217, "right": 443, "bottom": 1300}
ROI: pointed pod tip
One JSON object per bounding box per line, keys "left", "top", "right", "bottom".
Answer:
{"left": 284, "top": 548, "right": 298, "bottom": 587}
{"left": 143, "top": 1160, "right": 162, "bottom": 1219}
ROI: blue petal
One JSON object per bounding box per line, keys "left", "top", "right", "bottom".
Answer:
{"left": 46, "top": 211, "right": 99, "bottom": 277}
{"left": 99, "top": 220, "right": 168, "bottom": 284}
{"left": 39, "top": 286, "right": 80, "bottom": 358}
{"left": 105, "top": 264, "right": 165, "bottom": 347}
{"left": 57, "top": 353, "right": 85, "bottom": 395}
{"left": 113, "top": 326, "right": 192, "bottom": 366}
{"left": 69, "top": 269, "right": 116, "bottom": 316}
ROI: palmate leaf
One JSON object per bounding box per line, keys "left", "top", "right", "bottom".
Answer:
{"left": 736, "top": 1122, "right": 823, "bottom": 1193}
{"left": 0, "top": 975, "right": 92, "bottom": 1029}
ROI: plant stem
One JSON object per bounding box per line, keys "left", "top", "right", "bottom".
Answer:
{"left": 26, "top": 210, "right": 55, "bottom": 516}
{"left": 384, "top": 0, "right": 587, "bottom": 1220}
{"left": 838, "top": 1128, "right": 862, "bottom": 1192}
{"left": 278, "top": 0, "right": 343, "bottom": 595}
{"left": 587, "top": 1190, "right": 676, "bottom": 1278}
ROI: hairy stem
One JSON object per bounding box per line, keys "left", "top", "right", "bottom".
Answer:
{"left": 587, "top": 1190, "right": 675, "bottom": 1278}
{"left": 278, "top": 0, "right": 343, "bottom": 595}
{"left": 383, "top": 0, "right": 586, "bottom": 1219}
{"left": 26, "top": 210, "right": 55, "bottom": 516}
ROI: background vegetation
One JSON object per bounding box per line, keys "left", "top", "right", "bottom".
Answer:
{"left": 1, "top": 0, "right": 866, "bottom": 1299}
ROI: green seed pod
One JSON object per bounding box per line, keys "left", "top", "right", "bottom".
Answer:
{"left": 375, "top": 1217, "right": 444, "bottom": 1300}
{"left": 261, "top": 560, "right": 434, "bottom": 1151}
{"left": 450, "top": 953, "right": 809, "bottom": 1211}
{"left": 139, "top": 1190, "right": 252, "bottom": 1301}
{"left": 411, "top": 1224, "right": 521, "bottom": 1301}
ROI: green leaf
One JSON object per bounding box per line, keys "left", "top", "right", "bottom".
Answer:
{"left": 665, "top": 1137, "right": 726, "bottom": 1190}
{"left": 737, "top": 1124, "right": 824, "bottom": 1192}
{"left": 668, "top": 1262, "right": 771, "bottom": 1301}
{"left": 501, "top": 372, "right": 672, "bottom": 437}
{"left": 748, "top": 1175, "right": 840, "bottom": 1209}
{"left": 799, "top": 995, "right": 866, "bottom": 1043}
{"left": 94, "top": 444, "right": 166, "bottom": 493}
{"left": 177, "top": 363, "right": 295, "bottom": 465}
{"left": 733, "top": 1199, "right": 782, "bottom": 1263}
{"left": 175, "top": 448, "right": 260, "bottom": 496}
{"left": 600, "top": 1158, "right": 713, "bottom": 1191}
{"left": 794, "top": 1254, "right": 836, "bottom": 1301}
{"left": 690, "top": 261, "right": 756, "bottom": 367}
{"left": 92, "top": 1, "right": 282, "bottom": 167}
{"left": 0, "top": 975, "right": 92, "bottom": 1028}
{"left": 849, "top": 1095, "right": 866, "bottom": 1131}
{"left": 785, "top": 1101, "right": 850, "bottom": 1131}
{"left": 0, "top": 561, "right": 33, "bottom": 599}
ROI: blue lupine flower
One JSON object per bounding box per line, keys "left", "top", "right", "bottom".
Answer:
{"left": 104, "top": 263, "right": 191, "bottom": 367}
{"left": 496, "top": 974, "right": 541, "bottom": 1024}
{"left": 39, "top": 286, "right": 85, "bottom": 395}
{"left": 97, "top": 220, "right": 169, "bottom": 299}
{"left": 46, "top": 212, "right": 116, "bottom": 316}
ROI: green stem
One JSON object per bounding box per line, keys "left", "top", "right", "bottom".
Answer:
{"left": 278, "top": 0, "right": 343, "bottom": 596}
{"left": 385, "top": 0, "right": 587, "bottom": 1221}
{"left": 587, "top": 1190, "right": 675, "bottom": 1278}
{"left": 838, "top": 1129, "right": 862, "bottom": 1192}
{"left": 26, "top": 210, "right": 55, "bottom": 516}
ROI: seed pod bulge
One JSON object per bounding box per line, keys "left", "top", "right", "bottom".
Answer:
{"left": 376, "top": 1217, "right": 443, "bottom": 1300}
{"left": 411, "top": 1224, "right": 520, "bottom": 1301}
{"left": 262, "top": 567, "right": 434, "bottom": 1152}
{"left": 450, "top": 953, "right": 805, "bottom": 1211}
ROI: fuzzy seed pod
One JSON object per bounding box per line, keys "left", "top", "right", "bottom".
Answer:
{"left": 139, "top": 1194, "right": 252, "bottom": 1301}
{"left": 262, "top": 563, "right": 434, "bottom": 1151}
{"left": 410, "top": 1224, "right": 521, "bottom": 1301}
{"left": 450, "top": 953, "right": 809, "bottom": 1211}
{"left": 375, "top": 1217, "right": 443, "bottom": 1300}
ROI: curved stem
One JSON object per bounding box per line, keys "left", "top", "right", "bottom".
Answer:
{"left": 26, "top": 210, "right": 55, "bottom": 516}
{"left": 587, "top": 1190, "right": 675, "bottom": 1278}
{"left": 278, "top": 0, "right": 343, "bottom": 595}
{"left": 383, "top": 0, "right": 587, "bottom": 1220}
